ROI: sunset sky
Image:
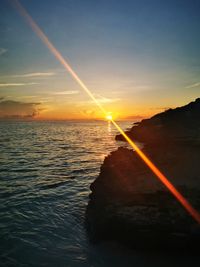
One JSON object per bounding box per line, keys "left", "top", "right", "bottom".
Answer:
{"left": 0, "top": 0, "right": 200, "bottom": 120}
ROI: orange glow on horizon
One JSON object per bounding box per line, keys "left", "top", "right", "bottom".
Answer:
{"left": 11, "top": 0, "right": 200, "bottom": 224}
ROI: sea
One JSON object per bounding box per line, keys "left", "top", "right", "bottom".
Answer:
{"left": 0, "top": 121, "right": 197, "bottom": 267}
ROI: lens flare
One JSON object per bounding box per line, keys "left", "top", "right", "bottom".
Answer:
{"left": 112, "top": 119, "right": 200, "bottom": 224}
{"left": 11, "top": 0, "right": 200, "bottom": 224}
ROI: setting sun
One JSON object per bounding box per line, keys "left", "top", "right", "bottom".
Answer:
{"left": 105, "top": 114, "right": 113, "bottom": 121}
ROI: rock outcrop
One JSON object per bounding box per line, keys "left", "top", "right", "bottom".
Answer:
{"left": 116, "top": 98, "right": 200, "bottom": 145}
{"left": 86, "top": 99, "right": 200, "bottom": 250}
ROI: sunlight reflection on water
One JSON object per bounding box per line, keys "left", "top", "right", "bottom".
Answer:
{"left": 0, "top": 121, "right": 197, "bottom": 267}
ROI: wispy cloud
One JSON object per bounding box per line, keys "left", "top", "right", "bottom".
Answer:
{"left": 11, "top": 72, "right": 56, "bottom": 78}
{"left": 17, "top": 95, "right": 38, "bottom": 99}
{"left": 94, "top": 94, "right": 120, "bottom": 104}
{"left": 0, "top": 83, "right": 38, "bottom": 87}
{"left": 77, "top": 94, "right": 120, "bottom": 105}
{"left": 52, "top": 91, "right": 79, "bottom": 95}
{"left": 185, "top": 82, "right": 200, "bottom": 89}
{"left": 0, "top": 48, "right": 7, "bottom": 56}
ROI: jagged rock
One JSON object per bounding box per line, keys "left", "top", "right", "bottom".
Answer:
{"left": 85, "top": 99, "right": 200, "bottom": 250}
{"left": 116, "top": 98, "right": 200, "bottom": 145}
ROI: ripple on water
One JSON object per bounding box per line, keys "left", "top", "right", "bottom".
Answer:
{"left": 1, "top": 121, "right": 194, "bottom": 267}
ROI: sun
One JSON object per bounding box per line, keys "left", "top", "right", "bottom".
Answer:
{"left": 105, "top": 114, "right": 113, "bottom": 121}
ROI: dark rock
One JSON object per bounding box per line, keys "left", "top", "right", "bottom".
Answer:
{"left": 116, "top": 98, "right": 200, "bottom": 145}
{"left": 85, "top": 99, "right": 200, "bottom": 250}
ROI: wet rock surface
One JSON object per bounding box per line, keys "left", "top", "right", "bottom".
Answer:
{"left": 86, "top": 99, "right": 200, "bottom": 250}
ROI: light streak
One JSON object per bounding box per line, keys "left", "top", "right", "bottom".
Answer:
{"left": 112, "top": 120, "right": 200, "bottom": 224}
{"left": 11, "top": 0, "right": 200, "bottom": 224}
{"left": 10, "top": 0, "right": 107, "bottom": 116}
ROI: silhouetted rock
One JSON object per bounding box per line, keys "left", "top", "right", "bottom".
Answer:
{"left": 86, "top": 99, "right": 200, "bottom": 250}
{"left": 116, "top": 98, "right": 200, "bottom": 145}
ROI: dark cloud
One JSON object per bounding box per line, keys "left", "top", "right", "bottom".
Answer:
{"left": 125, "top": 115, "right": 146, "bottom": 121}
{"left": 82, "top": 109, "right": 95, "bottom": 116}
{"left": 0, "top": 100, "right": 41, "bottom": 119}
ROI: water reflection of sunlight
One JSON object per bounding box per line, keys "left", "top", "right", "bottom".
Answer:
{"left": 107, "top": 121, "right": 111, "bottom": 134}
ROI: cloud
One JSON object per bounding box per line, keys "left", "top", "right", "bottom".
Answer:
{"left": 149, "top": 106, "right": 171, "bottom": 111}
{"left": 0, "top": 99, "right": 41, "bottom": 119}
{"left": 80, "top": 109, "right": 97, "bottom": 119}
{"left": 98, "top": 97, "right": 120, "bottom": 104}
{"left": 11, "top": 72, "right": 56, "bottom": 78}
{"left": 185, "top": 82, "right": 200, "bottom": 89}
{"left": 77, "top": 95, "right": 120, "bottom": 106}
{"left": 0, "top": 48, "right": 7, "bottom": 56}
{"left": 93, "top": 94, "right": 120, "bottom": 104}
{"left": 52, "top": 90, "right": 79, "bottom": 95}
{"left": 0, "top": 83, "right": 38, "bottom": 87}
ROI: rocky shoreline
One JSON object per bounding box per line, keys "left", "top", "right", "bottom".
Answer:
{"left": 85, "top": 99, "right": 200, "bottom": 250}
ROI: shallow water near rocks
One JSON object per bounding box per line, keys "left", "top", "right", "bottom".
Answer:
{"left": 0, "top": 121, "right": 198, "bottom": 266}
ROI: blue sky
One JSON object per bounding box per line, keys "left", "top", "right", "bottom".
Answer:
{"left": 0, "top": 0, "right": 200, "bottom": 119}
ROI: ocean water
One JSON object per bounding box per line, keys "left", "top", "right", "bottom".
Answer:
{"left": 0, "top": 121, "right": 197, "bottom": 267}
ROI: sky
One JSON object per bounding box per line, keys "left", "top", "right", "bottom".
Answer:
{"left": 0, "top": 0, "right": 200, "bottom": 120}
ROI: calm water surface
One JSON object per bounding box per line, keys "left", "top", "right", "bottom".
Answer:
{"left": 0, "top": 121, "right": 197, "bottom": 267}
